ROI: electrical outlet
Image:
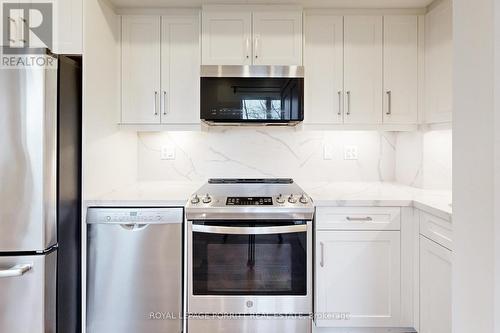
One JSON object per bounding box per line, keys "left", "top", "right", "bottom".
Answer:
{"left": 344, "top": 145, "right": 358, "bottom": 160}
{"left": 161, "top": 145, "right": 176, "bottom": 160}
{"left": 323, "top": 144, "right": 334, "bottom": 160}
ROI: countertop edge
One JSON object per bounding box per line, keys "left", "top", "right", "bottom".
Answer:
{"left": 84, "top": 198, "right": 451, "bottom": 220}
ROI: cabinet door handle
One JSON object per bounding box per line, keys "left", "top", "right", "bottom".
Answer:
{"left": 346, "top": 91, "right": 351, "bottom": 115}
{"left": 7, "top": 16, "right": 16, "bottom": 44}
{"left": 346, "top": 216, "right": 373, "bottom": 222}
{"left": 162, "top": 91, "right": 167, "bottom": 116}
{"left": 320, "top": 242, "right": 325, "bottom": 267}
{"left": 386, "top": 90, "right": 392, "bottom": 115}
{"left": 254, "top": 35, "right": 259, "bottom": 59}
{"left": 246, "top": 36, "right": 250, "bottom": 59}
{"left": 338, "top": 91, "right": 343, "bottom": 116}
{"left": 153, "top": 91, "right": 158, "bottom": 116}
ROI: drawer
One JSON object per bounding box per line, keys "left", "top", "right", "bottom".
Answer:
{"left": 316, "top": 207, "right": 401, "bottom": 230}
{"left": 419, "top": 211, "right": 452, "bottom": 250}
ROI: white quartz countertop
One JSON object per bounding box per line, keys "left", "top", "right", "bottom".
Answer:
{"left": 301, "top": 182, "right": 452, "bottom": 220}
{"left": 85, "top": 181, "right": 452, "bottom": 221}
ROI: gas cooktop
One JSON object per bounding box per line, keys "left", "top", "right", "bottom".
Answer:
{"left": 186, "top": 178, "right": 314, "bottom": 220}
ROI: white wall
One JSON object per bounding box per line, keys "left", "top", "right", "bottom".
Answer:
{"left": 453, "top": 0, "right": 495, "bottom": 332}
{"left": 395, "top": 128, "right": 452, "bottom": 190}
{"left": 83, "top": 0, "right": 137, "bottom": 199}
{"left": 136, "top": 129, "right": 397, "bottom": 183}
{"left": 495, "top": 0, "right": 500, "bottom": 330}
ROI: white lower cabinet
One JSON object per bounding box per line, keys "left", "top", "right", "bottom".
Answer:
{"left": 315, "top": 231, "right": 402, "bottom": 328}
{"left": 419, "top": 235, "right": 452, "bottom": 333}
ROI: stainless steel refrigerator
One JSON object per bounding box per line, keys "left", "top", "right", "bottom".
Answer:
{"left": 0, "top": 51, "right": 82, "bottom": 333}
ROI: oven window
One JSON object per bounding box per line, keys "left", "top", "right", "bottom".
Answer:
{"left": 192, "top": 221, "right": 307, "bottom": 296}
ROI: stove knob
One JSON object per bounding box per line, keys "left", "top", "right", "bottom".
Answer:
{"left": 191, "top": 194, "right": 200, "bottom": 204}
{"left": 202, "top": 194, "right": 212, "bottom": 204}
{"left": 299, "top": 194, "right": 309, "bottom": 204}
{"left": 288, "top": 194, "right": 297, "bottom": 204}
{"left": 276, "top": 194, "right": 285, "bottom": 204}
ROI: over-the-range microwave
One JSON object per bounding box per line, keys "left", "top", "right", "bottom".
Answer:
{"left": 200, "top": 65, "right": 304, "bottom": 125}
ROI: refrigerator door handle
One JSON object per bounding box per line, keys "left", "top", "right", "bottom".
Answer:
{"left": 0, "top": 264, "right": 32, "bottom": 278}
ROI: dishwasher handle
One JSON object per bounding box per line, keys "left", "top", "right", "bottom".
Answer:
{"left": 120, "top": 224, "right": 149, "bottom": 231}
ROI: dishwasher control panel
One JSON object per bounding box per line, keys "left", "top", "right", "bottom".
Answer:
{"left": 86, "top": 207, "right": 183, "bottom": 224}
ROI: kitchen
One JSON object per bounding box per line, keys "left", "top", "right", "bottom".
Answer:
{"left": 0, "top": 0, "right": 497, "bottom": 333}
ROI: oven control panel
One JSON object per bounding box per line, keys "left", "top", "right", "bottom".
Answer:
{"left": 226, "top": 197, "right": 273, "bottom": 206}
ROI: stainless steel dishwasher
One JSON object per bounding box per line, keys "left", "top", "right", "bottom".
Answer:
{"left": 86, "top": 207, "right": 183, "bottom": 333}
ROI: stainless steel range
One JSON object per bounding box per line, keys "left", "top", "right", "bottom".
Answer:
{"left": 185, "top": 179, "right": 314, "bottom": 333}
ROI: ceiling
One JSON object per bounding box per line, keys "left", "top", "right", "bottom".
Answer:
{"left": 109, "top": 0, "right": 435, "bottom": 9}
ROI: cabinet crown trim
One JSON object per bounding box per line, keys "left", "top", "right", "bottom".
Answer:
{"left": 202, "top": 4, "right": 303, "bottom": 12}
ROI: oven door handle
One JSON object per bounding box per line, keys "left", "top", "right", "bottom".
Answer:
{"left": 191, "top": 224, "right": 307, "bottom": 235}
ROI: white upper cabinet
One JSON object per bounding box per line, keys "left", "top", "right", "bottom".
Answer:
{"left": 304, "top": 14, "right": 419, "bottom": 127}
{"left": 201, "top": 7, "right": 302, "bottom": 66}
{"left": 0, "top": 0, "right": 82, "bottom": 53}
{"left": 252, "top": 11, "right": 303, "bottom": 65}
{"left": 425, "top": 0, "right": 453, "bottom": 123}
{"left": 201, "top": 11, "right": 252, "bottom": 65}
{"left": 383, "top": 15, "right": 418, "bottom": 124}
{"left": 121, "top": 13, "right": 200, "bottom": 125}
{"left": 53, "top": 0, "right": 83, "bottom": 54}
{"left": 315, "top": 230, "right": 402, "bottom": 327}
{"left": 419, "top": 236, "right": 452, "bottom": 333}
{"left": 161, "top": 15, "right": 200, "bottom": 124}
{"left": 121, "top": 15, "right": 161, "bottom": 124}
{"left": 343, "top": 16, "right": 383, "bottom": 124}
{"left": 304, "top": 14, "right": 343, "bottom": 124}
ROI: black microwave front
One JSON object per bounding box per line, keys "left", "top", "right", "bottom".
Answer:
{"left": 200, "top": 66, "right": 304, "bottom": 125}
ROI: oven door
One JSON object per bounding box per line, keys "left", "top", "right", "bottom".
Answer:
{"left": 187, "top": 220, "right": 312, "bottom": 315}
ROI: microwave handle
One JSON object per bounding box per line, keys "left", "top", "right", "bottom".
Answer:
{"left": 191, "top": 224, "right": 307, "bottom": 235}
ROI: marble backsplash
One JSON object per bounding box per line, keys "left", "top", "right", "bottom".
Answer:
{"left": 395, "top": 129, "right": 452, "bottom": 190}
{"left": 137, "top": 129, "right": 397, "bottom": 183}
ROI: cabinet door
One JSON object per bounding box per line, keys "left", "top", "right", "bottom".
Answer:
{"left": 304, "top": 14, "right": 343, "bottom": 124}
{"left": 201, "top": 11, "right": 252, "bottom": 65}
{"left": 161, "top": 15, "right": 200, "bottom": 124}
{"left": 420, "top": 236, "right": 452, "bottom": 333}
{"left": 0, "top": 0, "right": 23, "bottom": 48}
{"left": 315, "top": 231, "right": 401, "bottom": 327}
{"left": 383, "top": 16, "right": 418, "bottom": 124}
{"left": 252, "top": 11, "right": 303, "bottom": 65}
{"left": 425, "top": 0, "right": 452, "bottom": 123}
{"left": 52, "top": 0, "right": 83, "bottom": 54}
{"left": 121, "top": 16, "right": 161, "bottom": 124}
{"left": 344, "top": 16, "right": 383, "bottom": 124}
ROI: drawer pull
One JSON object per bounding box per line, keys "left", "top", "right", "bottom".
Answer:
{"left": 346, "top": 216, "right": 373, "bottom": 222}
